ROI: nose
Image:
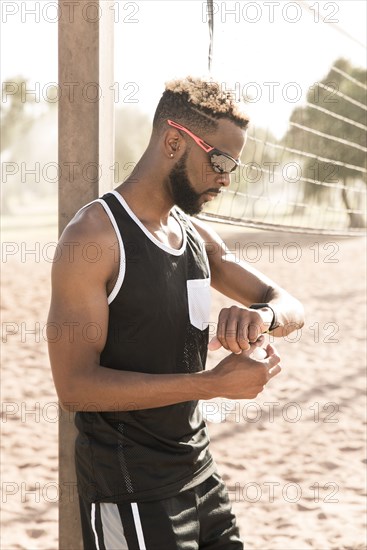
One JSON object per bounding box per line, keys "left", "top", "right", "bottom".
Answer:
{"left": 217, "top": 172, "right": 231, "bottom": 187}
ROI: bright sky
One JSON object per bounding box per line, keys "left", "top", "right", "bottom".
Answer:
{"left": 1, "top": 0, "right": 366, "bottom": 138}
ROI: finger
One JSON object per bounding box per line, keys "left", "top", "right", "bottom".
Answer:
{"left": 264, "top": 343, "right": 278, "bottom": 358}
{"left": 265, "top": 349, "right": 281, "bottom": 370}
{"left": 268, "top": 364, "right": 282, "bottom": 378}
{"left": 217, "top": 309, "right": 230, "bottom": 351}
{"left": 208, "top": 335, "right": 222, "bottom": 351}
{"left": 236, "top": 323, "right": 251, "bottom": 352}
{"left": 225, "top": 310, "right": 243, "bottom": 354}
{"left": 240, "top": 340, "right": 263, "bottom": 357}
{"left": 248, "top": 321, "right": 262, "bottom": 343}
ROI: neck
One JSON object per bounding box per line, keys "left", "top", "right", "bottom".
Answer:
{"left": 115, "top": 147, "right": 174, "bottom": 225}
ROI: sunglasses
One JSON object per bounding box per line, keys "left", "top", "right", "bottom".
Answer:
{"left": 167, "top": 119, "right": 241, "bottom": 174}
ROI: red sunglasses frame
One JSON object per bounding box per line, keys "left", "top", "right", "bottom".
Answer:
{"left": 167, "top": 119, "right": 240, "bottom": 173}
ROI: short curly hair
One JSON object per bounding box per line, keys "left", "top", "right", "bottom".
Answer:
{"left": 153, "top": 76, "right": 250, "bottom": 136}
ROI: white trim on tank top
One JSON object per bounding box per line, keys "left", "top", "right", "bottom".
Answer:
{"left": 110, "top": 189, "right": 187, "bottom": 256}
{"left": 97, "top": 200, "right": 126, "bottom": 304}
{"left": 74, "top": 198, "right": 126, "bottom": 305}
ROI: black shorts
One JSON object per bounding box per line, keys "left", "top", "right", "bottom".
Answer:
{"left": 78, "top": 472, "right": 243, "bottom": 549}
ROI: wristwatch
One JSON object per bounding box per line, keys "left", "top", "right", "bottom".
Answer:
{"left": 249, "top": 303, "right": 279, "bottom": 332}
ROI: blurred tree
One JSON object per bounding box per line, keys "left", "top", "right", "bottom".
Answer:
{"left": 282, "top": 58, "right": 366, "bottom": 228}
{"left": 1, "top": 77, "right": 58, "bottom": 214}
{"left": 1, "top": 77, "right": 58, "bottom": 151}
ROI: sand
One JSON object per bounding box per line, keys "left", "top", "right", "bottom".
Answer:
{"left": 1, "top": 218, "right": 366, "bottom": 550}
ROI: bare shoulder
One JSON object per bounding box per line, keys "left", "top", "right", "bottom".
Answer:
{"left": 190, "top": 217, "right": 229, "bottom": 269}
{"left": 53, "top": 201, "right": 118, "bottom": 287}
{"left": 61, "top": 201, "right": 114, "bottom": 243}
{"left": 190, "top": 217, "right": 224, "bottom": 247}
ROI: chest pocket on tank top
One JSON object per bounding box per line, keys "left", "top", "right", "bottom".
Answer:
{"left": 186, "top": 278, "right": 211, "bottom": 331}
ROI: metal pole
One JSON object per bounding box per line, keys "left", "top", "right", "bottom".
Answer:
{"left": 58, "top": 1, "right": 114, "bottom": 547}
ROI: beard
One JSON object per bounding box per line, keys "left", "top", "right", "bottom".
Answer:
{"left": 168, "top": 152, "right": 204, "bottom": 215}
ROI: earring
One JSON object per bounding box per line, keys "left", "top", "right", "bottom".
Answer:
{"left": 170, "top": 153, "right": 174, "bottom": 158}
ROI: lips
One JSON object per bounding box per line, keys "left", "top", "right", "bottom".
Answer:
{"left": 204, "top": 189, "right": 221, "bottom": 196}
{"left": 203, "top": 191, "right": 221, "bottom": 202}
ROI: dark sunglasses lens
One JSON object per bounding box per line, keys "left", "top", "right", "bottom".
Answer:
{"left": 210, "top": 152, "right": 238, "bottom": 173}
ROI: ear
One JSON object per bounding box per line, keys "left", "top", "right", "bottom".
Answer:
{"left": 164, "top": 129, "right": 186, "bottom": 160}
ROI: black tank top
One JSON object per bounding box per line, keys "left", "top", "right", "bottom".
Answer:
{"left": 74, "top": 190, "right": 216, "bottom": 503}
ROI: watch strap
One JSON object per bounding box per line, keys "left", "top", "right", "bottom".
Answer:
{"left": 249, "top": 303, "right": 279, "bottom": 332}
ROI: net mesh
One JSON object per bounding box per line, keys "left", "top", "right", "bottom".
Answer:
{"left": 201, "top": 4, "right": 366, "bottom": 237}
{"left": 200, "top": 63, "right": 366, "bottom": 235}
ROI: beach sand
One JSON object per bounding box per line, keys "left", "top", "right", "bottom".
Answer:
{"left": 1, "top": 219, "right": 366, "bottom": 550}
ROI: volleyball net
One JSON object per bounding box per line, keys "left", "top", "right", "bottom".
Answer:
{"left": 200, "top": 63, "right": 366, "bottom": 236}
{"left": 200, "top": 1, "right": 366, "bottom": 236}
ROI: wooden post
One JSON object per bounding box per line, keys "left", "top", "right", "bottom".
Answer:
{"left": 58, "top": 1, "right": 114, "bottom": 547}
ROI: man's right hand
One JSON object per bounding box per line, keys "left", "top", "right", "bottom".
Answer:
{"left": 210, "top": 343, "right": 281, "bottom": 400}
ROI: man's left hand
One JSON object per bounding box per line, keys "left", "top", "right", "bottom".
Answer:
{"left": 208, "top": 305, "right": 273, "bottom": 354}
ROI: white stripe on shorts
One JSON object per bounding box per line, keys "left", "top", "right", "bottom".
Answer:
{"left": 100, "top": 503, "right": 129, "bottom": 550}
{"left": 91, "top": 503, "right": 101, "bottom": 550}
{"left": 131, "top": 502, "right": 146, "bottom": 550}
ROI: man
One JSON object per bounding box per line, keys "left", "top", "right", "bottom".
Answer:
{"left": 48, "top": 76, "right": 304, "bottom": 549}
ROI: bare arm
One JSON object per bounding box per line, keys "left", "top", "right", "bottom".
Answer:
{"left": 47, "top": 204, "right": 281, "bottom": 412}
{"left": 192, "top": 218, "right": 305, "bottom": 351}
